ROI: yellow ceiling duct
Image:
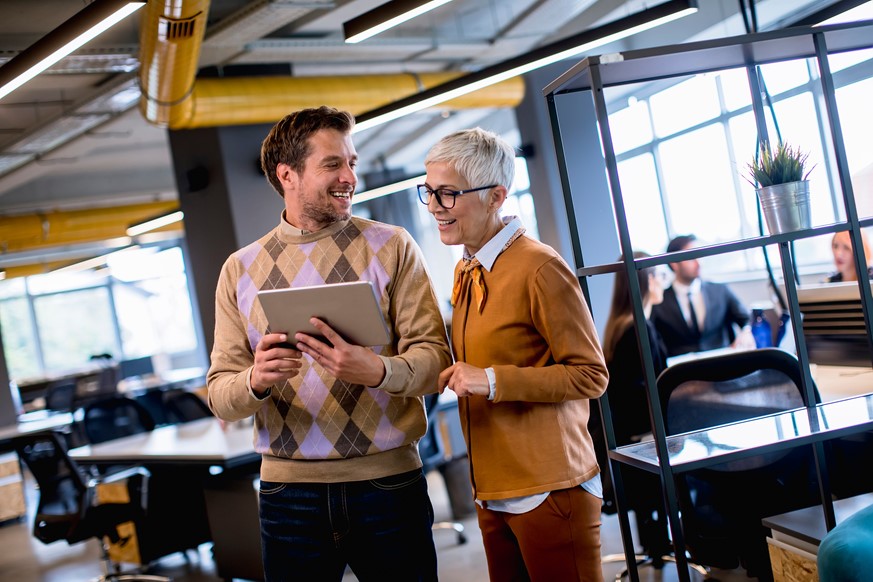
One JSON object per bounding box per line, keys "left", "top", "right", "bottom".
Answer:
{"left": 138, "top": 1, "right": 525, "bottom": 129}
{"left": 0, "top": 201, "right": 179, "bottom": 254}
{"left": 176, "top": 73, "right": 524, "bottom": 129}
{"left": 139, "top": 0, "right": 209, "bottom": 127}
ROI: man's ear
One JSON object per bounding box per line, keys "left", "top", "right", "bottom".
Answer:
{"left": 276, "top": 162, "right": 297, "bottom": 192}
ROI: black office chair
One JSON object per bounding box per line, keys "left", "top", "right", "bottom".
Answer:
{"left": 656, "top": 348, "right": 821, "bottom": 580}
{"left": 13, "top": 432, "right": 169, "bottom": 581}
{"left": 45, "top": 380, "right": 78, "bottom": 413}
{"left": 419, "top": 394, "right": 467, "bottom": 545}
{"left": 83, "top": 396, "right": 156, "bottom": 445}
{"left": 162, "top": 390, "right": 213, "bottom": 425}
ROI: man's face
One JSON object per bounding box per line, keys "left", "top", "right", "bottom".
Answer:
{"left": 279, "top": 128, "right": 357, "bottom": 231}
{"left": 670, "top": 243, "right": 700, "bottom": 285}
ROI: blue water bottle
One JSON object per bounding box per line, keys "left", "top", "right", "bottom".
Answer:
{"left": 751, "top": 308, "right": 773, "bottom": 348}
{"left": 775, "top": 312, "right": 790, "bottom": 346}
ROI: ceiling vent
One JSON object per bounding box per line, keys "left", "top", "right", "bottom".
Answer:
{"left": 158, "top": 13, "right": 202, "bottom": 41}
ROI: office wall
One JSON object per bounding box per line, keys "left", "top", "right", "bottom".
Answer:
{"left": 168, "top": 124, "right": 283, "bottom": 356}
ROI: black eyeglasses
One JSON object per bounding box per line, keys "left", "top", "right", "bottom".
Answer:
{"left": 416, "top": 184, "right": 497, "bottom": 209}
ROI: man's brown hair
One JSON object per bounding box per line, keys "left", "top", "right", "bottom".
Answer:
{"left": 260, "top": 106, "right": 355, "bottom": 197}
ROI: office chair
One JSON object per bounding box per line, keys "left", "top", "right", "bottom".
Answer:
{"left": 657, "top": 348, "right": 821, "bottom": 580}
{"left": 45, "top": 380, "right": 78, "bottom": 413}
{"left": 162, "top": 390, "right": 213, "bottom": 425}
{"left": 83, "top": 396, "right": 156, "bottom": 445}
{"left": 13, "top": 432, "right": 169, "bottom": 582}
{"left": 419, "top": 393, "right": 467, "bottom": 545}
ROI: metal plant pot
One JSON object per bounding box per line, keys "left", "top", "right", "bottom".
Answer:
{"left": 756, "top": 180, "right": 811, "bottom": 235}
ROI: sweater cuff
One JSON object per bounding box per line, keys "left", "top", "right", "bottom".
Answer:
{"left": 371, "top": 355, "right": 393, "bottom": 390}
{"left": 245, "top": 367, "right": 272, "bottom": 400}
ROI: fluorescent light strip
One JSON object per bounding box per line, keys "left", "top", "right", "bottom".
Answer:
{"left": 54, "top": 244, "right": 140, "bottom": 274}
{"left": 353, "top": 174, "right": 426, "bottom": 204}
{"left": 0, "top": 1, "right": 145, "bottom": 101}
{"left": 353, "top": 0, "right": 697, "bottom": 133}
{"left": 345, "top": 0, "right": 455, "bottom": 44}
{"left": 126, "top": 210, "right": 185, "bottom": 237}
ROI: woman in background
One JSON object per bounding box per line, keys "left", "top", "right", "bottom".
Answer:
{"left": 827, "top": 230, "right": 873, "bottom": 282}
{"left": 590, "top": 252, "right": 671, "bottom": 563}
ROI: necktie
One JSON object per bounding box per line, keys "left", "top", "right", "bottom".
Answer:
{"left": 687, "top": 291, "right": 701, "bottom": 337}
{"left": 451, "top": 258, "right": 487, "bottom": 313}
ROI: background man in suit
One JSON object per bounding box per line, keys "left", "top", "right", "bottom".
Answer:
{"left": 651, "top": 234, "right": 752, "bottom": 357}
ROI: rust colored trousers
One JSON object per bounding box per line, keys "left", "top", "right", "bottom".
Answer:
{"left": 476, "top": 486, "right": 604, "bottom": 582}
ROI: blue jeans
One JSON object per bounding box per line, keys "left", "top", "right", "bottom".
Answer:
{"left": 259, "top": 468, "right": 437, "bottom": 582}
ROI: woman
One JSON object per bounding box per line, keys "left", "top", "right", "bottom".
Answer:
{"left": 594, "top": 253, "right": 672, "bottom": 562}
{"left": 423, "top": 127, "right": 609, "bottom": 582}
{"left": 601, "top": 253, "right": 668, "bottom": 444}
{"left": 827, "top": 230, "right": 873, "bottom": 282}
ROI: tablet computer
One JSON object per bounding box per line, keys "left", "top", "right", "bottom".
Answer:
{"left": 257, "top": 281, "right": 391, "bottom": 347}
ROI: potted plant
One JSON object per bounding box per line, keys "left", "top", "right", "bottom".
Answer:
{"left": 746, "top": 141, "right": 815, "bottom": 235}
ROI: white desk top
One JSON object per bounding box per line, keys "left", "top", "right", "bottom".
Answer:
{"left": 117, "top": 367, "right": 206, "bottom": 394}
{"left": 69, "top": 417, "right": 258, "bottom": 469}
{"left": 0, "top": 411, "right": 74, "bottom": 444}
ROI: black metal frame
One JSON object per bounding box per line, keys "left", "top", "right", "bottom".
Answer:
{"left": 544, "top": 19, "right": 873, "bottom": 582}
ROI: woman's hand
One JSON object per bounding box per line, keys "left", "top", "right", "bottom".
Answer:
{"left": 439, "top": 362, "right": 490, "bottom": 398}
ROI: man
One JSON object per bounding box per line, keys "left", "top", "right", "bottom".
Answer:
{"left": 651, "top": 234, "right": 751, "bottom": 358}
{"left": 206, "top": 106, "right": 452, "bottom": 581}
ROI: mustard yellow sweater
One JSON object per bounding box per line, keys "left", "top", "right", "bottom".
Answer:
{"left": 207, "top": 216, "right": 451, "bottom": 483}
{"left": 452, "top": 235, "right": 608, "bottom": 500}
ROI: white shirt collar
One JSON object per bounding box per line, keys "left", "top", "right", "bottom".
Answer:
{"left": 464, "top": 216, "right": 523, "bottom": 272}
{"left": 671, "top": 278, "right": 701, "bottom": 296}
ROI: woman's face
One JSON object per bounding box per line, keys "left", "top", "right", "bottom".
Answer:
{"left": 647, "top": 269, "right": 668, "bottom": 306}
{"left": 424, "top": 161, "right": 501, "bottom": 255}
{"left": 832, "top": 233, "right": 855, "bottom": 279}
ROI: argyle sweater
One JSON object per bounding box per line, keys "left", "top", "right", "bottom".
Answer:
{"left": 207, "top": 216, "right": 451, "bottom": 483}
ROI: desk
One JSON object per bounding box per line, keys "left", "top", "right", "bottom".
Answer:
{"left": 70, "top": 418, "right": 261, "bottom": 576}
{"left": 0, "top": 411, "right": 74, "bottom": 451}
{"left": 69, "top": 416, "right": 256, "bottom": 469}
{"left": 116, "top": 367, "right": 205, "bottom": 395}
{"left": 811, "top": 364, "right": 873, "bottom": 402}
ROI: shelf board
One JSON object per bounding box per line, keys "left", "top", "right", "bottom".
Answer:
{"left": 545, "top": 20, "right": 873, "bottom": 96}
{"left": 610, "top": 393, "right": 873, "bottom": 473}
{"left": 577, "top": 222, "right": 847, "bottom": 278}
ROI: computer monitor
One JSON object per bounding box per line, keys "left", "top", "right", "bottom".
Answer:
{"left": 796, "top": 282, "right": 873, "bottom": 367}
{"left": 119, "top": 356, "right": 155, "bottom": 380}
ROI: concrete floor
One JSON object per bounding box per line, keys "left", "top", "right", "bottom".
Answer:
{"left": 0, "top": 468, "right": 758, "bottom": 581}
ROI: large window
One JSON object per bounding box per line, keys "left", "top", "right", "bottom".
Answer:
{"left": 606, "top": 44, "right": 873, "bottom": 280}
{"left": 0, "top": 244, "right": 200, "bottom": 382}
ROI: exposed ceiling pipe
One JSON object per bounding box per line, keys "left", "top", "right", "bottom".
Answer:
{"left": 176, "top": 73, "right": 524, "bottom": 129}
{"left": 138, "top": 0, "right": 525, "bottom": 130}
{"left": 0, "top": 200, "right": 179, "bottom": 255}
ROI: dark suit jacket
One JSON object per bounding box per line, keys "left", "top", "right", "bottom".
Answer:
{"left": 651, "top": 280, "right": 750, "bottom": 357}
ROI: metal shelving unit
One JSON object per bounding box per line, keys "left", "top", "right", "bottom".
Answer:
{"left": 544, "top": 20, "right": 873, "bottom": 582}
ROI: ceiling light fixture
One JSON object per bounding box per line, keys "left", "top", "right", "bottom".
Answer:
{"left": 0, "top": 0, "right": 146, "bottom": 102}
{"left": 344, "top": 0, "right": 455, "bottom": 44}
{"left": 126, "top": 210, "right": 185, "bottom": 237}
{"left": 353, "top": 174, "right": 426, "bottom": 205}
{"left": 53, "top": 244, "right": 140, "bottom": 274}
{"left": 353, "top": 0, "right": 698, "bottom": 133}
